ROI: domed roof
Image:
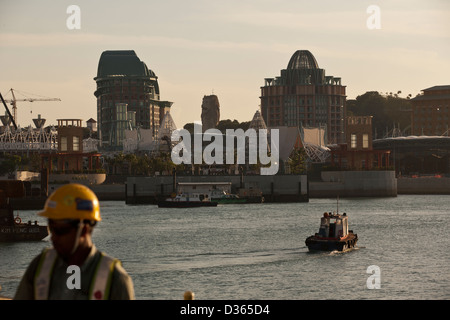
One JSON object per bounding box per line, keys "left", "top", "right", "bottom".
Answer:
{"left": 96, "top": 50, "right": 153, "bottom": 79}
{"left": 287, "top": 50, "right": 319, "bottom": 70}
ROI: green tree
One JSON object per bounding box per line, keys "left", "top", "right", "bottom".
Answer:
{"left": 347, "top": 91, "right": 412, "bottom": 138}
{"left": 0, "top": 154, "right": 22, "bottom": 176}
{"left": 183, "top": 119, "right": 251, "bottom": 134}
{"left": 288, "top": 148, "right": 307, "bottom": 174}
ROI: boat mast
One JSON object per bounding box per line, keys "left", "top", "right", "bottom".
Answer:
{"left": 336, "top": 195, "right": 339, "bottom": 214}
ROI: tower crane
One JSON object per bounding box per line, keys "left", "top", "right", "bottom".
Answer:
{"left": 2, "top": 88, "right": 61, "bottom": 127}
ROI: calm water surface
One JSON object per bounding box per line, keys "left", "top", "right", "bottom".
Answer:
{"left": 1, "top": 195, "right": 449, "bottom": 300}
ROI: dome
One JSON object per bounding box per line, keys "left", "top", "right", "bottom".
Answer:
{"left": 287, "top": 50, "right": 319, "bottom": 70}
{"left": 95, "top": 50, "right": 153, "bottom": 79}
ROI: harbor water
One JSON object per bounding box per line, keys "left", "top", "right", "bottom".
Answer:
{"left": 1, "top": 195, "right": 449, "bottom": 300}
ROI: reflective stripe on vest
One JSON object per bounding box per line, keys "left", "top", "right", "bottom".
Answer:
{"left": 34, "top": 248, "right": 119, "bottom": 300}
{"left": 88, "top": 252, "right": 119, "bottom": 300}
{"left": 34, "top": 248, "right": 57, "bottom": 300}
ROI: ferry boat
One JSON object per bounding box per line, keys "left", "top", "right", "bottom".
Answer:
{"left": 157, "top": 192, "right": 218, "bottom": 208}
{"left": 305, "top": 211, "right": 358, "bottom": 252}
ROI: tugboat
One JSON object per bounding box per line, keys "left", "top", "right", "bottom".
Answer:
{"left": 305, "top": 211, "right": 358, "bottom": 252}
{"left": 157, "top": 192, "right": 218, "bottom": 208}
{"left": 0, "top": 181, "right": 48, "bottom": 242}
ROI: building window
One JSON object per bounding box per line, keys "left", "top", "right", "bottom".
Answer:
{"left": 363, "top": 134, "right": 369, "bottom": 149}
{"left": 61, "top": 137, "right": 67, "bottom": 151}
{"left": 73, "top": 136, "right": 80, "bottom": 151}
{"left": 351, "top": 134, "right": 357, "bottom": 149}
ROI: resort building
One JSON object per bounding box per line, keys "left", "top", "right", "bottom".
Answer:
{"left": 40, "top": 119, "right": 101, "bottom": 173}
{"left": 330, "top": 116, "right": 391, "bottom": 170}
{"left": 94, "top": 50, "right": 172, "bottom": 150}
{"left": 411, "top": 85, "right": 450, "bottom": 136}
{"left": 260, "top": 50, "right": 346, "bottom": 145}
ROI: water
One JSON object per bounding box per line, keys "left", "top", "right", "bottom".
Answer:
{"left": 1, "top": 195, "right": 449, "bottom": 300}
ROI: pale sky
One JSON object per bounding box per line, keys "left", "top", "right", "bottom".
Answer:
{"left": 1, "top": 0, "right": 449, "bottom": 130}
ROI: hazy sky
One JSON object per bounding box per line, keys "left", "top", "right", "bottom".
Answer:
{"left": 1, "top": 0, "right": 449, "bottom": 129}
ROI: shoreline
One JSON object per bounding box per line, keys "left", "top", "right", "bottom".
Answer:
{"left": 6, "top": 175, "right": 450, "bottom": 211}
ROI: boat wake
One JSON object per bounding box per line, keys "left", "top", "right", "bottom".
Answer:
{"left": 148, "top": 248, "right": 301, "bottom": 272}
{"left": 329, "top": 246, "right": 362, "bottom": 255}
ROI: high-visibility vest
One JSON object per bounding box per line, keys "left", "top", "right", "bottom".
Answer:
{"left": 34, "top": 248, "right": 119, "bottom": 300}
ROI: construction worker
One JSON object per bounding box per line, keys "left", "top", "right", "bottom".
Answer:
{"left": 14, "top": 183, "right": 135, "bottom": 300}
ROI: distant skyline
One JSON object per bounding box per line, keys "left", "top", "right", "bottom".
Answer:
{"left": 1, "top": 0, "right": 449, "bottom": 130}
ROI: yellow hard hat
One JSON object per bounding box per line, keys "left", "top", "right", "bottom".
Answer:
{"left": 38, "top": 183, "right": 101, "bottom": 221}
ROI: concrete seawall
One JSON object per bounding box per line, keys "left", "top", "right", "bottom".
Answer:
{"left": 88, "top": 172, "right": 450, "bottom": 203}
{"left": 124, "top": 175, "right": 309, "bottom": 203}
{"left": 397, "top": 177, "right": 450, "bottom": 194}
{"left": 309, "top": 171, "right": 397, "bottom": 198}
{"left": 91, "top": 184, "right": 127, "bottom": 200}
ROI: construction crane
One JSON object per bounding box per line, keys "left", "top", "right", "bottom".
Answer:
{"left": 2, "top": 88, "right": 61, "bottom": 126}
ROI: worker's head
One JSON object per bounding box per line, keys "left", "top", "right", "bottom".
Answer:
{"left": 39, "top": 183, "right": 101, "bottom": 259}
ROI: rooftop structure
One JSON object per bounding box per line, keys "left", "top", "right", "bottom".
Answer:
{"left": 373, "top": 135, "right": 450, "bottom": 175}
{"left": 94, "top": 50, "right": 172, "bottom": 150}
{"left": 260, "top": 50, "right": 346, "bottom": 145}
{"left": 0, "top": 114, "right": 57, "bottom": 153}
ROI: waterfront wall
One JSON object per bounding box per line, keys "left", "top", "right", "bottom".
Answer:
{"left": 91, "top": 184, "right": 126, "bottom": 200}
{"left": 397, "top": 177, "right": 450, "bottom": 194}
{"left": 125, "top": 174, "right": 309, "bottom": 203}
{"left": 309, "top": 170, "right": 397, "bottom": 198}
{"left": 74, "top": 173, "right": 450, "bottom": 203}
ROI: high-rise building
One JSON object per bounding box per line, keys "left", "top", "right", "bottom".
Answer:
{"left": 94, "top": 50, "right": 172, "bottom": 150}
{"left": 411, "top": 85, "right": 450, "bottom": 136}
{"left": 260, "top": 50, "right": 346, "bottom": 144}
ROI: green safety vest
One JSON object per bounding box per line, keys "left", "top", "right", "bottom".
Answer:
{"left": 34, "top": 248, "right": 119, "bottom": 300}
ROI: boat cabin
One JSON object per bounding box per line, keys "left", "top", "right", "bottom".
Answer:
{"left": 169, "top": 192, "right": 211, "bottom": 202}
{"left": 177, "top": 182, "right": 232, "bottom": 195}
{"left": 317, "top": 212, "right": 349, "bottom": 239}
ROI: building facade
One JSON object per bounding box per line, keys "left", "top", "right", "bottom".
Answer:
{"left": 330, "top": 116, "right": 391, "bottom": 170}
{"left": 260, "top": 50, "right": 346, "bottom": 145}
{"left": 94, "top": 50, "right": 172, "bottom": 150}
{"left": 411, "top": 85, "right": 450, "bottom": 136}
{"left": 40, "top": 119, "right": 101, "bottom": 173}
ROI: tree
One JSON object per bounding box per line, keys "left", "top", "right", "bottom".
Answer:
{"left": 183, "top": 119, "right": 251, "bottom": 134}
{"left": 347, "top": 91, "right": 412, "bottom": 138}
{"left": 288, "top": 148, "right": 307, "bottom": 174}
{"left": 0, "top": 154, "right": 22, "bottom": 176}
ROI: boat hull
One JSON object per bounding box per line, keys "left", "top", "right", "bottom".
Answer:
{"left": 211, "top": 198, "right": 247, "bottom": 204}
{"left": 305, "top": 233, "right": 358, "bottom": 252}
{"left": 157, "top": 201, "right": 218, "bottom": 208}
{"left": 0, "top": 224, "right": 49, "bottom": 242}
